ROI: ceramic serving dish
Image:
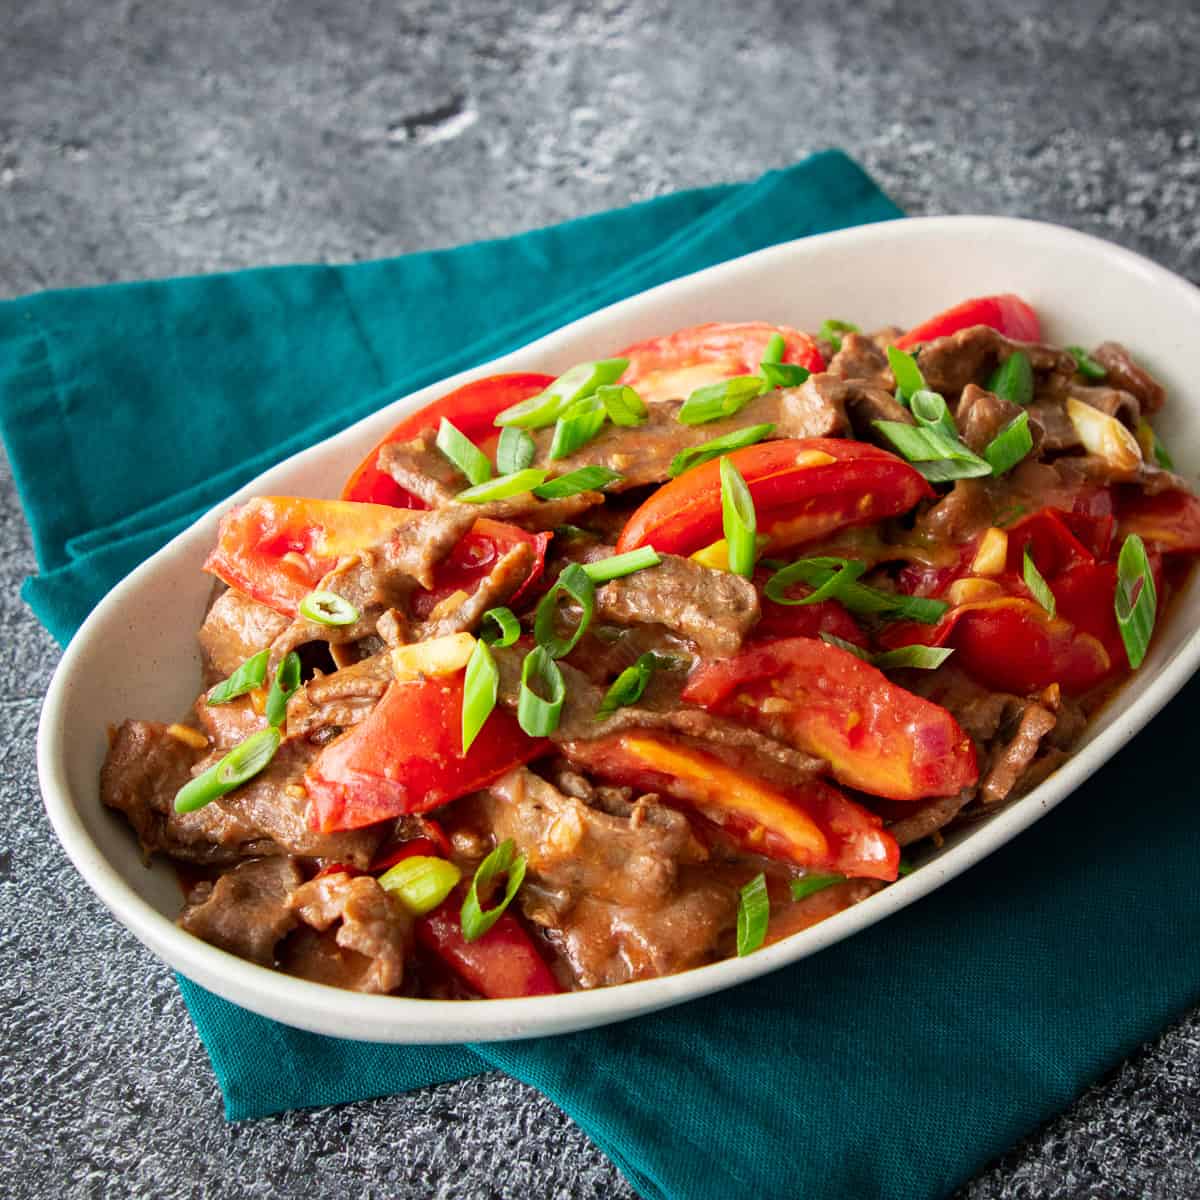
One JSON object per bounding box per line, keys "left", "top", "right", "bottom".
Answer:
{"left": 37, "top": 216, "right": 1200, "bottom": 1043}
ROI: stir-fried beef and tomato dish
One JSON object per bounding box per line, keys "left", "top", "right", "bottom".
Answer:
{"left": 101, "top": 295, "right": 1199, "bottom": 1000}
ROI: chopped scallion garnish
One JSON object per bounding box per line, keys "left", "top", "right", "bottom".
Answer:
{"left": 173, "top": 727, "right": 281, "bottom": 814}
{"left": 764, "top": 558, "right": 948, "bottom": 624}
{"left": 719, "top": 456, "right": 757, "bottom": 578}
{"left": 819, "top": 632, "right": 954, "bottom": 670}
{"left": 789, "top": 872, "right": 845, "bottom": 901}
{"left": 1067, "top": 345, "right": 1107, "bottom": 381}
{"left": 986, "top": 350, "right": 1035, "bottom": 406}
{"left": 532, "top": 466, "right": 623, "bottom": 499}
{"left": 886, "top": 345, "right": 925, "bottom": 404}
{"left": 436, "top": 418, "right": 492, "bottom": 486}
{"left": 596, "top": 652, "right": 664, "bottom": 718}
{"left": 534, "top": 563, "right": 595, "bottom": 659}
{"left": 494, "top": 358, "right": 629, "bottom": 429}
{"left": 1022, "top": 548, "right": 1056, "bottom": 618}
{"left": 1115, "top": 533, "right": 1156, "bottom": 669}
{"left": 762, "top": 333, "right": 786, "bottom": 365}
{"left": 517, "top": 645, "right": 565, "bottom": 736}
{"left": 480, "top": 606, "right": 521, "bottom": 648}
{"left": 763, "top": 556, "right": 866, "bottom": 606}
{"left": 496, "top": 426, "right": 536, "bottom": 474}
{"left": 299, "top": 590, "right": 361, "bottom": 626}
{"left": 872, "top": 420, "right": 993, "bottom": 482}
{"left": 460, "top": 838, "right": 527, "bottom": 942}
{"left": 677, "top": 376, "right": 766, "bottom": 425}
{"left": 983, "top": 411, "right": 1033, "bottom": 476}
{"left": 549, "top": 395, "right": 607, "bottom": 460}
{"left": 456, "top": 468, "right": 548, "bottom": 503}
{"left": 461, "top": 638, "right": 499, "bottom": 753}
{"left": 736, "top": 873, "right": 770, "bottom": 956}
{"left": 581, "top": 546, "right": 662, "bottom": 585}
{"left": 207, "top": 649, "right": 269, "bottom": 706}
{"left": 379, "top": 855, "right": 462, "bottom": 916}
{"left": 819, "top": 318, "right": 859, "bottom": 354}
{"left": 668, "top": 423, "right": 776, "bottom": 478}
{"left": 264, "top": 651, "right": 301, "bottom": 728}
{"left": 596, "top": 384, "right": 648, "bottom": 427}
{"left": 909, "top": 389, "right": 958, "bottom": 440}
{"left": 760, "top": 361, "right": 811, "bottom": 389}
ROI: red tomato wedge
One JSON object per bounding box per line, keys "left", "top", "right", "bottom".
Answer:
{"left": 614, "top": 438, "right": 932, "bottom": 557}
{"left": 563, "top": 733, "right": 898, "bottom": 881}
{"left": 204, "top": 497, "right": 424, "bottom": 615}
{"left": 1116, "top": 488, "right": 1200, "bottom": 554}
{"left": 615, "top": 322, "right": 825, "bottom": 405}
{"left": 751, "top": 567, "right": 868, "bottom": 647}
{"left": 416, "top": 891, "right": 560, "bottom": 998}
{"left": 893, "top": 294, "right": 1041, "bottom": 350}
{"left": 682, "top": 637, "right": 977, "bottom": 802}
{"left": 304, "top": 673, "right": 545, "bottom": 832}
{"left": 342, "top": 372, "right": 555, "bottom": 507}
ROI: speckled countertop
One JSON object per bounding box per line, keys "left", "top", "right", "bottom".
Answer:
{"left": 1, "top": 1, "right": 1198, "bottom": 1196}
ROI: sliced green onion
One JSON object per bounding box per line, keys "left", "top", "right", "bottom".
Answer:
{"left": 1022, "top": 548, "right": 1056, "bottom": 618}
{"left": 460, "top": 838, "right": 527, "bottom": 942}
{"left": 1151, "top": 429, "right": 1175, "bottom": 471}
{"left": 668, "top": 423, "right": 775, "bottom": 478}
{"left": 819, "top": 632, "right": 954, "bottom": 670}
{"left": 1115, "top": 533, "right": 1157, "bottom": 669}
{"left": 379, "top": 855, "right": 462, "bottom": 916}
{"left": 436, "top": 418, "right": 492, "bottom": 486}
{"left": 265, "top": 651, "right": 301, "bottom": 728}
{"left": 789, "top": 872, "right": 845, "bottom": 901}
{"left": 872, "top": 420, "right": 992, "bottom": 483}
{"left": 534, "top": 563, "right": 595, "bottom": 659}
{"left": 760, "top": 361, "right": 811, "bottom": 389}
{"left": 762, "top": 333, "right": 786, "bottom": 365}
{"left": 174, "top": 727, "right": 281, "bottom": 814}
{"left": 581, "top": 546, "right": 662, "bottom": 584}
{"left": 456, "top": 468, "right": 548, "bottom": 503}
{"left": 986, "top": 350, "right": 1034, "bottom": 406}
{"left": 596, "top": 384, "right": 648, "bottom": 427}
{"left": 299, "top": 590, "right": 361, "bottom": 626}
{"left": 1067, "top": 345, "right": 1107, "bottom": 381}
{"left": 461, "top": 638, "right": 499, "bottom": 753}
{"left": 766, "top": 558, "right": 948, "bottom": 624}
{"left": 496, "top": 425, "right": 536, "bottom": 474}
{"left": 736, "top": 872, "right": 770, "bottom": 957}
{"left": 763, "top": 556, "right": 866, "bottom": 606}
{"left": 897, "top": 858, "right": 915, "bottom": 876}
{"left": 887, "top": 345, "right": 925, "bottom": 403}
{"left": 549, "top": 395, "right": 607, "bottom": 460}
{"left": 597, "top": 652, "right": 662, "bottom": 718}
{"left": 495, "top": 359, "right": 629, "bottom": 429}
{"left": 518, "top": 645, "right": 565, "bottom": 736}
{"left": 909, "top": 389, "right": 958, "bottom": 440}
{"left": 480, "top": 606, "right": 521, "bottom": 647}
{"left": 532, "top": 466, "right": 623, "bottom": 499}
{"left": 819, "top": 318, "right": 859, "bottom": 354}
{"left": 677, "top": 376, "right": 766, "bottom": 425}
{"left": 719, "top": 456, "right": 757, "bottom": 578}
{"left": 983, "top": 411, "right": 1033, "bottom": 476}
{"left": 207, "top": 649, "right": 269, "bottom": 706}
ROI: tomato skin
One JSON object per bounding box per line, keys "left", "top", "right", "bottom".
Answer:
{"left": 614, "top": 438, "right": 932, "bottom": 558}
{"left": 304, "top": 674, "right": 545, "bottom": 833}
{"left": 1116, "top": 488, "right": 1200, "bottom": 554}
{"left": 616, "top": 322, "right": 825, "bottom": 404}
{"left": 1004, "top": 509, "right": 1096, "bottom": 577}
{"left": 416, "top": 890, "right": 561, "bottom": 998}
{"left": 563, "top": 733, "right": 898, "bottom": 881}
{"left": 341, "top": 373, "right": 556, "bottom": 507}
{"left": 683, "top": 637, "right": 977, "bottom": 803}
{"left": 751, "top": 567, "right": 868, "bottom": 646}
{"left": 893, "top": 294, "right": 1041, "bottom": 350}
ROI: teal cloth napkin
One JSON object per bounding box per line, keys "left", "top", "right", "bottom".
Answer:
{"left": 5, "top": 151, "right": 1198, "bottom": 1200}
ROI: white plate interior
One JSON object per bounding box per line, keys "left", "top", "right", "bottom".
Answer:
{"left": 38, "top": 216, "right": 1200, "bottom": 1042}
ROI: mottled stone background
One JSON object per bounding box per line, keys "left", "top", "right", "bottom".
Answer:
{"left": 1, "top": 1, "right": 1197, "bottom": 1196}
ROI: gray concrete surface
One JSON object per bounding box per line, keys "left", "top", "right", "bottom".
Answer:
{"left": 1, "top": 1, "right": 1198, "bottom": 1196}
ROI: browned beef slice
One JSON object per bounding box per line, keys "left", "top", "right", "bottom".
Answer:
{"left": 418, "top": 542, "right": 533, "bottom": 641}
{"left": 199, "top": 588, "right": 290, "bottom": 679}
{"left": 827, "top": 333, "right": 893, "bottom": 389}
{"left": 955, "top": 384, "right": 1029, "bottom": 455}
{"left": 482, "top": 768, "right": 735, "bottom": 988}
{"left": 884, "top": 790, "right": 974, "bottom": 847}
{"left": 286, "top": 871, "right": 412, "bottom": 993}
{"left": 1091, "top": 342, "right": 1165, "bottom": 414}
{"left": 913, "top": 479, "right": 993, "bottom": 543}
{"left": 178, "top": 857, "right": 302, "bottom": 965}
{"left": 838, "top": 377, "right": 915, "bottom": 442}
{"left": 193, "top": 692, "right": 262, "bottom": 749}
{"left": 1027, "top": 399, "right": 1080, "bottom": 452}
{"left": 586, "top": 551, "right": 758, "bottom": 658}
{"left": 1070, "top": 383, "right": 1140, "bottom": 429}
{"left": 286, "top": 653, "right": 392, "bottom": 739}
{"left": 980, "top": 702, "right": 1057, "bottom": 805}
{"left": 917, "top": 327, "right": 1076, "bottom": 401}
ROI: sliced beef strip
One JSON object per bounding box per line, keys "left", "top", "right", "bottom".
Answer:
{"left": 912, "top": 479, "right": 994, "bottom": 544}
{"left": 839, "top": 380, "right": 915, "bottom": 442}
{"left": 286, "top": 652, "right": 393, "bottom": 739}
{"left": 1090, "top": 342, "right": 1165, "bottom": 414}
{"left": 286, "top": 871, "right": 413, "bottom": 994}
{"left": 178, "top": 857, "right": 302, "bottom": 965}
{"left": 482, "top": 768, "right": 735, "bottom": 989}
{"left": 827, "top": 333, "right": 893, "bottom": 389}
{"left": 883, "top": 790, "right": 974, "bottom": 848}
{"left": 980, "top": 702, "right": 1057, "bottom": 805}
{"left": 417, "top": 541, "right": 533, "bottom": 641}
{"left": 583, "top": 550, "right": 759, "bottom": 658}
{"left": 193, "top": 692, "right": 262, "bottom": 749}
{"left": 1027, "top": 399, "right": 1080, "bottom": 453}
{"left": 198, "top": 588, "right": 290, "bottom": 680}
{"left": 917, "top": 327, "right": 1077, "bottom": 402}
{"left": 955, "top": 384, "right": 1038, "bottom": 455}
